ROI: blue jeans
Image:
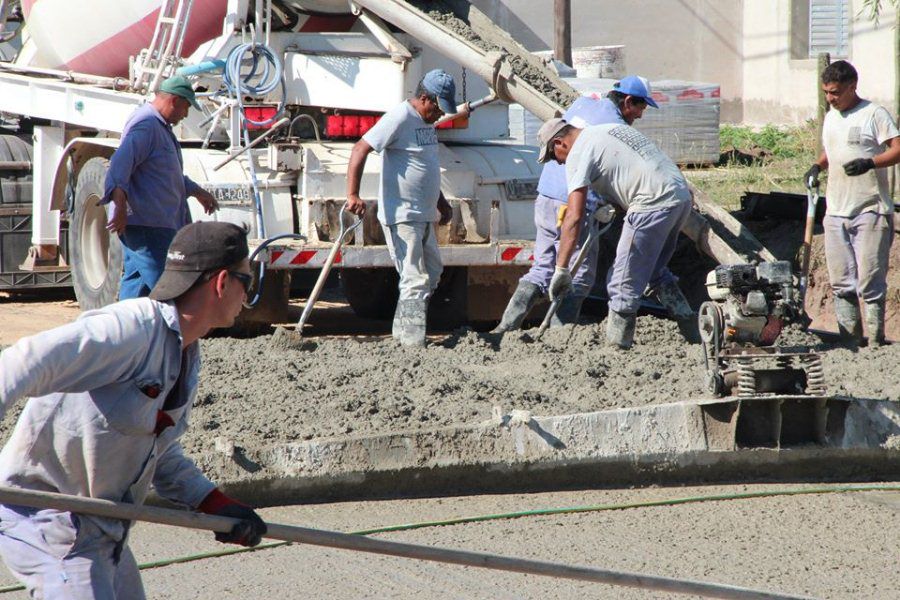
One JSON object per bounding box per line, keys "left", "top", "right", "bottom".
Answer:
{"left": 119, "top": 225, "right": 177, "bottom": 300}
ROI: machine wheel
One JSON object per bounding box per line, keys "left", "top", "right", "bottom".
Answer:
{"left": 341, "top": 268, "right": 399, "bottom": 320}
{"left": 69, "top": 157, "right": 122, "bottom": 310}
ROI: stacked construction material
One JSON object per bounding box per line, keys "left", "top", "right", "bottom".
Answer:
{"left": 508, "top": 77, "right": 721, "bottom": 166}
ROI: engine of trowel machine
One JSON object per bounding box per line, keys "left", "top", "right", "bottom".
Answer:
{"left": 704, "top": 261, "right": 800, "bottom": 347}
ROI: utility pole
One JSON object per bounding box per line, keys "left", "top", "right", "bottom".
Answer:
{"left": 554, "top": 0, "right": 572, "bottom": 67}
{"left": 815, "top": 52, "right": 831, "bottom": 159}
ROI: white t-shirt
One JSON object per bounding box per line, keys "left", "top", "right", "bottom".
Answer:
{"left": 822, "top": 99, "right": 900, "bottom": 217}
{"left": 362, "top": 101, "right": 441, "bottom": 225}
{"left": 565, "top": 124, "right": 691, "bottom": 213}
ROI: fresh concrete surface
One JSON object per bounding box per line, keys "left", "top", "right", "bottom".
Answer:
{"left": 2, "top": 483, "right": 896, "bottom": 599}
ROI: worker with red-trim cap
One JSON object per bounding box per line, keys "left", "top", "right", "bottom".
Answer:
{"left": 0, "top": 221, "right": 265, "bottom": 599}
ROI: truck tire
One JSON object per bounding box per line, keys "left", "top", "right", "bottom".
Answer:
{"left": 69, "top": 157, "right": 122, "bottom": 309}
{"left": 341, "top": 266, "right": 467, "bottom": 328}
{"left": 341, "top": 268, "right": 399, "bottom": 320}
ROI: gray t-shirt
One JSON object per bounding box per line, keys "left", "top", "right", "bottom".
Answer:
{"left": 565, "top": 124, "right": 691, "bottom": 213}
{"left": 363, "top": 100, "right": 441, "bottom": 225}
{"left": 822, "top": 99, "right": 899, "bottom": 217}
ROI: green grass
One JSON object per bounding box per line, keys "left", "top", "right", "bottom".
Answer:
{"left": 686, "top": 122, "right": 819, "bottom": 210}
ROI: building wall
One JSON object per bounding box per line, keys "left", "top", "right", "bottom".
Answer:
{"left": 471, "top": 0, "right": 745, "bottom": 122}
{"left": 742, "top": 0, "right": 898, "bottom": 126}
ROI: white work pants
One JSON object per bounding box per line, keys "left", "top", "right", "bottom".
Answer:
{"left": 0, "top": 506, "right": 145, "bottom": 600}
{"left": 382, "top": 221, "right": 443, "bottom": 300}
{"left": 823, "top": 212, "right": 893, "bottom": 303}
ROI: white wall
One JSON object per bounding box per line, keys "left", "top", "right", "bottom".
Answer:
{"left": 472, "top": 0, "right": 745, "bottom": 121}
{"left": 742, "top": 0, "right": 898, "bottom": 126}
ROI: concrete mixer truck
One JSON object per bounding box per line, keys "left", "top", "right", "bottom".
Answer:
{"left": 0, "top": 0, "right": 761, "bottom": 328}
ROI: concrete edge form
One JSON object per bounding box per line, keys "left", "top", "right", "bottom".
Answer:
{"left": 195, "top": 396, "right": 900, "bottom": 506}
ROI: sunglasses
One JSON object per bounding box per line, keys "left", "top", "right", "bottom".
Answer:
{"left": 228, "top": 271, "right": 253, "bottom": 293}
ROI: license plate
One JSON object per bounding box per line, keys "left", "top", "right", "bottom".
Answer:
{"left": 201, "top": 184, "right": 254, "bottom": 205}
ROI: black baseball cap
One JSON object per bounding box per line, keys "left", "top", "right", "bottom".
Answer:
{"left": 149, "top": 221, "right": 249, "bottom": 302}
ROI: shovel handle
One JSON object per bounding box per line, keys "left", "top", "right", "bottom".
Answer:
{"left": 295, "top": 204, "right": 362, "bottom": 331}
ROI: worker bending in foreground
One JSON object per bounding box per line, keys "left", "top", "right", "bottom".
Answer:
{"left": 0, "top": 222, "right": 266, "bottom": 599}
{"left": 346, "top": 69, "right": 456, "bottom": 346}
{"left": 494, "top": 75, "right": 657, "bottom": 332}
{"left": 804, "top": 60, "right": 900, "bottom": 346}
{"left": 105, "top": 75, "right": 219, "bottom": 300}
{"left": 539, "top": 118, "right": 695, "bottom": 349}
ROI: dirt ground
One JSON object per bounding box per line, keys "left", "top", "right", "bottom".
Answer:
{"left": 0, "top": 291, "right": 80, "bottom": 346}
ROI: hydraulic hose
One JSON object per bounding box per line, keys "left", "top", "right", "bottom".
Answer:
{"left": 244, "top": 233, "right": 307, "bottom": 309}
{"left": 1, "top": 484, "right": 894, "bottom": 594}
{"left": 221, "top": 42, "right": 286, "bottom": 240}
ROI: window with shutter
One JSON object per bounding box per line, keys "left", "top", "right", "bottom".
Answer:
{"left": 809, "top": 0, "right": 850, "bottom": 58}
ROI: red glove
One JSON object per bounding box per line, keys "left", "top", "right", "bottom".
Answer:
{"left": 198, "top": 488, "right": 267, "bottom": 547}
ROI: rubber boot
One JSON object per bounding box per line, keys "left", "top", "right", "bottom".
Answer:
{"left": 550, "top": 294, "right": 586, "bottom": 327}
{"left": 833, "top": 294, "right": 863, "bottom": 346}
{"left": 393, "top": 298, "right": 428, "bottom": 347}
{"left": 654, "top": 280, "right": 700, "bottom": 343}
{"left": 492, "top": 280, "right": 543, "bottom": 333}
{"left": 606, "top": 309, "right": 637, "bottom": 350}
{"left": 864, "top": 299, "right": 886, "bottom": 347}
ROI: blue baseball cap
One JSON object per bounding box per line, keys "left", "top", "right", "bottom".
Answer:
{"left": 613, "top": 75, "right": 659, "bottom": 108}
{"left": 420, "top": 69, "right": 457, "bottom": 114}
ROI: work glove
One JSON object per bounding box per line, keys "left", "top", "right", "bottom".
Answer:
{"left": 803, "top": 164, "right": 821, "bottom": 189}
{"left": 549, "top": 266, "right": 573, "bottom": 302}
{"left": 843, "top": 158, "right": 875, "bottom": 177}
{"left": 594, "top": 204, "right": 617, "bottom": 224}
{"left": 198, "top": 488, "right": 267, "bottom": 547}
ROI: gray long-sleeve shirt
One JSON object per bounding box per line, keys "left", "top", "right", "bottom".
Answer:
{"left": 0, "top": 298, "right": 215, "bottom": 541}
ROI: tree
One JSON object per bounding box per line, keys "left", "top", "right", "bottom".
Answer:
{"left": 861, "top": 0, "right": 898, "bottom": 24}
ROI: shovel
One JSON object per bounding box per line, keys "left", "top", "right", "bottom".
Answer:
{"left": 532, "top": 204, "right": 616, "bottom": 340}
{"left": 273, "top": 203, "right": 361, "bottom": 347}
{"left": 797, "top": 180, "right": 819, "bottom": 326}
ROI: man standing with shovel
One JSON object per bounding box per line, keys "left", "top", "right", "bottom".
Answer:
{"left": 0, "top": 222, "right": 266, "bottom": 599}
{"left": 804, "top": 60, "right": 900, "bottom": 346}
{"left": 346, "top": 69, "right": 457, "bottom": 347}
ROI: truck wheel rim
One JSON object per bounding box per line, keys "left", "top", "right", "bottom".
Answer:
{"left": 80, "top": 192, "right": 110, "bottom": 290}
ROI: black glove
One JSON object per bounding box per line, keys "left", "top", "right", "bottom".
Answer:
{"left": 213, "top": 503, "right": 267, "bottom": 547}
{"left": 803, "top": 164, "right": 821, "bottom": 188}
{"left": 843, "top": 158, "right": 875, "bottom": 176}
{"left": 198, "top": 488, "right": 267, "bottom": 547}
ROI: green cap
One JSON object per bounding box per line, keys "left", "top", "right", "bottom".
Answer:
{"left": 159, "top": 76, "right": 201, "bottom": 110}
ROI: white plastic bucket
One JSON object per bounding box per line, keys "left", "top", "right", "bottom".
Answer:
{"left": 571, "top": 45, "right": 626, "bottom": 79}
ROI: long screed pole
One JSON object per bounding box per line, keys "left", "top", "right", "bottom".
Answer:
{"left": 0, "top": 486, "right": 810, "bottom": 600}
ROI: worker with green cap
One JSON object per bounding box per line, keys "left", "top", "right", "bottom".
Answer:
{"left": 103, "top": 75, "right": 219, "bottom": 300}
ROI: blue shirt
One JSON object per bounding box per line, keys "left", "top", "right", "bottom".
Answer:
{"left": 104, "top": 103, "right": 201, "bottom": 230}
{"left": 536, "top": 96, "right": 625, "bottom": 206}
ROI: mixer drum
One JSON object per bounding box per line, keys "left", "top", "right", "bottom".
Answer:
{"left": 20, "top": 0, "right": 227, "bottom": 77}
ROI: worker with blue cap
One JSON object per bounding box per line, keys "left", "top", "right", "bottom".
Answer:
{"left": 345, "top": 69, "right": 458, "bottom": 346}
{"left": 495, "top": 74, "right": 683, "bottom": 333}
{"left": 537, "top": 88, "right": 698, "bottom": 349}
